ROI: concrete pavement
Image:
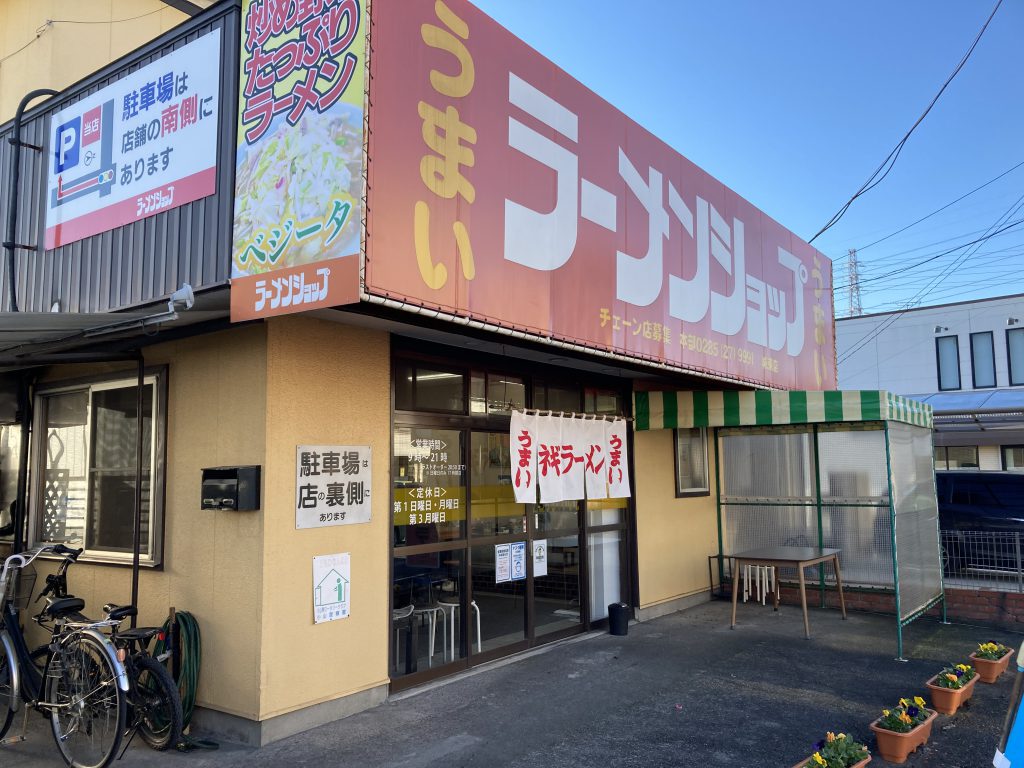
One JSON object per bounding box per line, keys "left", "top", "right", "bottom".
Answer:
{"left": 3, "top": 600, "right": 1020, "bottom": 767}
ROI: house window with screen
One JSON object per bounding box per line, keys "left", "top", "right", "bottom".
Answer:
{"left": 934, "top": 445, "right": 979, "bottom": 470}
{"left": 31, "top": 372, "right": 165, "bottom": 565}
{"left": 970, "top": 332, "right": 996, "bottom": 388}
{"left": 935, "top": 335, "right": 961, "bottom": 391}
{"left": 675, "top": 427, "right": 709, "bottom": 496}
{"left": 1004, "top": 446, "right": 1024, "bottom": 472}
{"left": 1009, "top": 328, "right": 1024, "bottom": 386}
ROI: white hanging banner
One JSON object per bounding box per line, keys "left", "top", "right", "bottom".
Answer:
{"left": 510, "top": 410, "right": 538, "bottom": 504}
{"left": 561, "top": 418, "right": 586, "bottom": 502}
{"left": 537, "top": 413, "right": 565, "bottom": 503}
{"left": 606, "top": 418, "right": 632, "bottom": 498}
{"left": 582, "top": 418, "right": 609, "bottom": 500}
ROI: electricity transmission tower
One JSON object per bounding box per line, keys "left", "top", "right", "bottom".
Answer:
{"left": 847, "top": 248, "right": 863, "bottom": 316}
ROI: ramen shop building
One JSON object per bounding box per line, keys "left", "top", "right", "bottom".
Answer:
{"left": 0, "top": 0, "right": 835, "bottom": 745}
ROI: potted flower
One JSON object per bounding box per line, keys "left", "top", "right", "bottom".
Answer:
{"left": 869, "top": 697, "right": 936, "bottom": 764}
{"left": 970, "top": 642, "right": 1015, "bottom": 683}
{"left": 926, "top": 662, "right": 978, "bottom": 714}
{"left": 791, "top": 732, "right": 871, "bottom": 768}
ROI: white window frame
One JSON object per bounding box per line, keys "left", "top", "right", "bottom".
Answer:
{"left": 674, "top": 427, "right": 710, "bottom": 497}
{"left": 30, "top": 370, "right": 166, "bottom": 566}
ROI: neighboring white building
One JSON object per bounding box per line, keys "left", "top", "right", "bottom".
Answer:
{"left": 837, "top": 293, "right": 1024, "bottom": 471}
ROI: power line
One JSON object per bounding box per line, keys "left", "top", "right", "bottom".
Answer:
{"left": 837, "top": 191, "right": 1024, "bottom": 363}
{"left": 0, "top": 8, "right": 167, "bottom": 67}
{"left": 832, "top": 214, "right": 1024, "bottom": 291}
{"left": 808, "top": 0, "right": 1004, "bottom": 244}
{"left": 853, "top": 159, "right": 1024, "bottom": 253}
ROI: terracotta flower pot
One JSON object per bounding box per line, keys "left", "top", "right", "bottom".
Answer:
{"left": 926, "top": 673, "right": 978, "bottom": 715}
{"left": 869, "top": 709, "right": 937, "bottom": 764}
{"left": 970, "top": 648, "right": 1014, "bottom": 683}
{"left": 790, "top": 755, "right": 871, "bottom": 768}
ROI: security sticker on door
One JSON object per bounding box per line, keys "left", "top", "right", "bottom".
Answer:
{"left": 296, "top": 446, "right": 371, "bottom": 529}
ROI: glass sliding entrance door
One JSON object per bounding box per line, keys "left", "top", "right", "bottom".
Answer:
{"left": 469, "top": 432, "right": 527, "bottom": 657}
{"left": 531, "top": 501, "right": 582, "bottom": 637}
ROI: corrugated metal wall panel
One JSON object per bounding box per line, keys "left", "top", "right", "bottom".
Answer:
{"left": 0, "top": 2, "right": 239, "bottom": 314}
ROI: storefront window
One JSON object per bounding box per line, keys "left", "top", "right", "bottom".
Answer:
{"left": 585, "top": 388, "right": 622, "bottom": 415}
{"left": 394, "top": 362, "right": 465, "bottom": 412}
{"left": 534, "top": 381, "right": 580, "bottom": 413}
{"left": 32, "top": 374, "right": 163, "bottom": 564}
{"left": 391, "top": 548, "right": 465, "bottom": 677}
{"left": 393, "top": 427, "right": 465, "bottom": 545}
{"left": 469, "top": 432, "right": 523, "bottom": 536}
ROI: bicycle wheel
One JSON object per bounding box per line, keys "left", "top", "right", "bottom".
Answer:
{"left": 0, "top": 635, "right": 14, "bottom": 740}
{"left": 130, "top": 655, "right": 182, "bottom": 751}
{"left": 45, "top": 632, "right": 126, "bottom": 768}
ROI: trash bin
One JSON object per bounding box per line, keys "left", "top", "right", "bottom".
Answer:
{"left": 608, "top": 602, "right": 630, "bottom": 636}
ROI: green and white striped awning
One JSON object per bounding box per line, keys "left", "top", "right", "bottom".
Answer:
{"left": 634, "top": 390, "right": 932, "bottom": 431}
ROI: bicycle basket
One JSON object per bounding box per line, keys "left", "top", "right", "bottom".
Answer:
{"left": 1, "top": 562, "right": 37, "bottom": 612}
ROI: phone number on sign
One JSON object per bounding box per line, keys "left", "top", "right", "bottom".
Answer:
{"left": 679, "top": 333, "right": 757, "bottom": 366}
{"left": 136, "top": 185, "right": 176, "bottom": 217}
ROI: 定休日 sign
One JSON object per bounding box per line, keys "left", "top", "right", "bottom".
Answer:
{"left": 44, "top": 30, "right": 221, "bottom": 250}
{"left": 296, "top": 445, "right": 371, "bottom": 529}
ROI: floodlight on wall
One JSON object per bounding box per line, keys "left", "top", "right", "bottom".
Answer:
{"left": 167, "top": 283, "right": 194, "bottom": 313}
{"left": 934, "top": 325, "right": 949, "bottom": 333}
{"left": 1009, "top": 317, "right": 1020, "bottom": 327}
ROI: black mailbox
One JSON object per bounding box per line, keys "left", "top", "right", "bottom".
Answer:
{"left": 201, "top": 466, "right": 261, "bottom": 511}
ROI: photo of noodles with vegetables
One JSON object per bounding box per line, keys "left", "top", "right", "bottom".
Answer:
{"left": 232, "top": 104, "right": 364, "bottom": 275}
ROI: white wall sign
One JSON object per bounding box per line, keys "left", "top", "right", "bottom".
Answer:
{"left": 44, "top": 30, "right": 221, "bottom": 249}
{"left": 313, "top": 552, "right": 350, "bottom": 624}
{"left": 296, "top": 445, "right": 372, "bottom": 529}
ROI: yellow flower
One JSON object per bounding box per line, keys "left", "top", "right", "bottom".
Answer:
{"left": 899, "top": 712, "right": 913, "bottom": 724}
{"left": 956, "top": 664, "right": 971, "bottom": 672}
{"left": 913, "top": 696, "right": 926, "bottom": 707}
{"left": 899, "top": 697, "right": 909, "bottom": 707}
{"left": 882, "top": 709, "right": 890, "bottom": 716}
{"left": 837, "top": 733, "right": 846, "bottom": 740}
{"left": 812, "top": 753, "right": 827, "bottom": 767}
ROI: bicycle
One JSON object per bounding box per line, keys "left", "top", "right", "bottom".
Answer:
{"left": 33, "top": 548, "right": 184, "bottom": 752}
{"left": 0, "top": 543, "right": 129, "bottom": 768}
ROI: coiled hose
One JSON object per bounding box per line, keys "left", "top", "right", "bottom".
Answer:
{"left": 155, "top": 611, "right": 217, "bottom": 751}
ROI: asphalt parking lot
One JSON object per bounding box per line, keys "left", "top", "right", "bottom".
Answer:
{"left": 3, "top": 599, "right": 1019, "bottom": 767}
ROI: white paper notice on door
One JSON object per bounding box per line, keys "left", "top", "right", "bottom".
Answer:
{"left": 495, "top": 543, "right": 511, "bottom": 583}
{"left": 533, "top": 539, "right": 548, "bottom": 578}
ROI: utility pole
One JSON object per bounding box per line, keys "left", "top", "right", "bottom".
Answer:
{"left": 847, "top": 248, "right": 863, "bottom": 316}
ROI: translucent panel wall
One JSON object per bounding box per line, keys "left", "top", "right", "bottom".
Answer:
{"left": 818, "top": 427, "right": 893, "bottom": 587}
{"left": 888, "top": 422, "right": 943, "bottom": 619}
{"left": 720, "top": 428, "right": 815, "bottom": 500}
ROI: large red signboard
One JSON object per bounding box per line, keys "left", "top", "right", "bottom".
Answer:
{"left": 365, "top": 0, "right": 835, "bottom": 390}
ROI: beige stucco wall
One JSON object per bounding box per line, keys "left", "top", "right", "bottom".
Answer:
{"left": 23, "top": 324, "right": 268, "bottom": 719}
{"left": 0, "top": 0, "right": 216, "bottom": 123}
{"left": 258, "top": 316, "right": 390, "bottom": 719}
{"left": 633, "top": 428, "right": 719, "bottom": 609}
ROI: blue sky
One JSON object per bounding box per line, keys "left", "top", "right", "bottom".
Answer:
{"left": 471, "top": 0, "right": 1023, "bottom": 317}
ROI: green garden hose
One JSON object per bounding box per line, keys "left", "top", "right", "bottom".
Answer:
{"left": 155, "top": 611, "right": 218, "bottom": 751}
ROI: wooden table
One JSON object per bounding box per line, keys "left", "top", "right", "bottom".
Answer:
{"left": 728, "top": 546, "right": 846, "bottom": 639}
